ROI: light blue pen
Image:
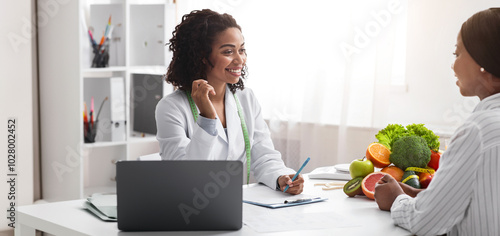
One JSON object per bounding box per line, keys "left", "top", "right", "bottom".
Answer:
{"left": 283, "top": 157, "right": 310, "bottom": 192}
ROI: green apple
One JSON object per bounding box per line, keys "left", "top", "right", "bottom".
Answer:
{"left": 349, "top": 157, "right": 374, "bottom": 178}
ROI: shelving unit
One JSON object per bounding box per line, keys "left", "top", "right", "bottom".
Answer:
{"left": 39, "top": 0, "right": 176, "bottom": 202}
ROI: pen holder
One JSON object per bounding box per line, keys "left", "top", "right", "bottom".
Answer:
{"left": 84, "top": 121, "right": 98, "bottom": 143}
{"left": 91, "top": 42, "right": 109, "bottom": 68}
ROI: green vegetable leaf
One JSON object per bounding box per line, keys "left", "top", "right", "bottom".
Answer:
{"left": 406, "top": 124, "right": 440, "bottom": 151}
{"left": 375, "top": 124, "right": 407, "bottom": 150}
{"left": 375, "top": 123, "right": 440, "bottom": 152}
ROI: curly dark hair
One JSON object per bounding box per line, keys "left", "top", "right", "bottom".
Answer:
{"left": 165, "top": 9, "right": 247, "bottom": 93}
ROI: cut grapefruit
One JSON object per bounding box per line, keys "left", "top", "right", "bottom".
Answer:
{"left": 366, "top": 143, "right": 391, "bottom": 168}
{"left": 361, "top": 172, "right": 386, "bottom": 200}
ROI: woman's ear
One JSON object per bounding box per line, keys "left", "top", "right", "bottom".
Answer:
{"left": 202, "top": 58, "right": 207, "bottom": 65}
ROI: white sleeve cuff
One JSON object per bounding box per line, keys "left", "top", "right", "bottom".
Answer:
{"left": 391, "top": 194, "right": 412, "bottom": 212}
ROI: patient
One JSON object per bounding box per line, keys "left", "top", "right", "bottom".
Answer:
{"left": 374, "top": 8, "right": 500, "bottom": 235}
{"left": 156, "top": 9, "right": 304, "bottom": 194}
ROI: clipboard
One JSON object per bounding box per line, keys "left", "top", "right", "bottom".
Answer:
{"left": 243, "top": 184, "right": 327, "bottom": 209}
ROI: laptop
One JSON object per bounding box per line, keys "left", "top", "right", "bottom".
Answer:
{"left": 116, "top": 160, "right": 243, "bottom": 231}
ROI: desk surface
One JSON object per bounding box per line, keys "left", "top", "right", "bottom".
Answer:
{"left": 16, "top": 177, "right": 411, "bottom": 236}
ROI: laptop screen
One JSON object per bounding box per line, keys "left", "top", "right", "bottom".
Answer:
{"left": 116, "top": 160, "right": 243, "bottom": 231}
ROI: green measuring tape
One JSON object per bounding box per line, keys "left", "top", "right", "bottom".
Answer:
{"left": 186, "top": 91, "right": 251, "bottom": 184}
{"left": 186, "top": 91, "right": 199, "bottom": 122}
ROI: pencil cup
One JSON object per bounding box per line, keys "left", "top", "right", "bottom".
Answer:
{"left": 84, "top": 121, "right": 98, "bottom": 143}
{"left": 91, "top": 42, "right": 110, "bottom": 68}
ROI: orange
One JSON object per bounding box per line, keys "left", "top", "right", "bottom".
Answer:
{"left": 381, "top": 166, "right": 404, "bottom": 182}
{"left": 361, "top": 172, "right": 386, "bottom": 200}
{"left": 366, "top": 143, "right": 391, "bottom": 168}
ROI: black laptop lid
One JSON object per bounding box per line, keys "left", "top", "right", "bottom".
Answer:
{"left": 116, "top": 160, "right": 243, "bottom": 231}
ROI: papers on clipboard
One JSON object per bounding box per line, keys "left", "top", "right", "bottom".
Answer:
{"left": 83, "top": 193, "right": 117, "bottom": 221}
{"left": 243, "top": 184, "right": 327, "bottom": 208}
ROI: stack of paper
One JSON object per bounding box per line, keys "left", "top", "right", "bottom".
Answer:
{"left": 84, "top": 193, "right": 117, "bottom": 222}
{"left": 308, "top": 164, "right": 351, "bottom": 180}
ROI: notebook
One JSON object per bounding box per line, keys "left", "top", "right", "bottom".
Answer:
{"left": 116, "top": 160, "right": 243, "bottom": 231}
{"left": 308, "top": 164, "right": 351, "bottom": 180}
{"left": 84, "top": 193, "right": 117, "bottom": 221}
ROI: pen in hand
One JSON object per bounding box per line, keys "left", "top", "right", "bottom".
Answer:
{"left": 283, "top": 157, "right": 310, "bottom": 193}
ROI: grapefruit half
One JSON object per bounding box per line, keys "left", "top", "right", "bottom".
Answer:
{"left": 361, "top": 172, "right": 386, "bottom": 200}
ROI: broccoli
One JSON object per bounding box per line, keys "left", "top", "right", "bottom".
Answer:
{"left": 390, "top": 135, "right": 431, "bottom": 171}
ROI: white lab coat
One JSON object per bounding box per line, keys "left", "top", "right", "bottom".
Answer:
{"left": 155, "top": 86, "right": 295, "bottom": 189}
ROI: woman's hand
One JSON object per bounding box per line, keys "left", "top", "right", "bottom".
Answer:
{"left": 279, "top": 174, "right": 304, "bottom": 195}
{"left": 374, "top": 174, "right": 405, "bottom": 211}
{"left": 398, "top": 181, "right": 423, "bottom": 198}
{"left": 191, "top": 79, "right": 216, "bottom": 119}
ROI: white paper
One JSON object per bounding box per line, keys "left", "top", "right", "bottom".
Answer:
{"left": 243, "top": 184, "right": 319, "bottom": 205}
{"left": 243, "top": 203, "right": 361, "bottom": 233}
{"left": 242, "top": 184, "right": 361, "bottom": 233}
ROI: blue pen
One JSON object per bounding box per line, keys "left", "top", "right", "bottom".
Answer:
{"left": 283, "top": 157, "right": 310, "bottom": 192}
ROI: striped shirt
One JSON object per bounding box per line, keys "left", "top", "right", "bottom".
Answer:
{"left": 391, "top": 92, "right": 500, "bottom": 236}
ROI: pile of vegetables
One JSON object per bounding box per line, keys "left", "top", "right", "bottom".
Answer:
{"left": 375, "top": 124, "right": 440, "bottom": 189}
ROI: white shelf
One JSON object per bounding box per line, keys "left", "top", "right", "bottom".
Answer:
{"left": 39, "top": 0, "right": 175, "bottom": 202}
{"left": 83, "top": 141, "right": 127, "bottom": 148}
{"left": 83, "top": 66, "right": 127, "bottom": 73}
{"left": 129, "top": 0, "right": 172, "bottom": 4}
{"left": 128, "top": 65, "right": 167, "bottom": 75}
{"left": 128, "top": 136, "right": 157, "bottom": 143}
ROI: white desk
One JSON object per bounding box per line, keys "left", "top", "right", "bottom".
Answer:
{"left": 16, "top": 177, "right": 411, "bottom": 236}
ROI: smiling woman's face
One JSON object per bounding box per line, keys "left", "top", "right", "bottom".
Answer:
{"left": 205, "top": 27, "right": 246, "bottom": 88}
{"left": 452, "top": 34, "right": 491, "bottom": 100}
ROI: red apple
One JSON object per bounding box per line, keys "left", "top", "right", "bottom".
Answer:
{"left": 419, "top": 172, "right": 434, "bottom": 189}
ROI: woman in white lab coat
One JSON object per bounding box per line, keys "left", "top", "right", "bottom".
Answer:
{"left": 156, "top": 9, "right": 304, "bottom": 194}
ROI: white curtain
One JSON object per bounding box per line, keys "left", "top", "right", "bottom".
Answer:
{"left": 176, "top": 0, "right": 408, "bottom": 171}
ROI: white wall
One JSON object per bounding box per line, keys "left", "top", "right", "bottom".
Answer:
{"left": 382, "top": 0, "right": 498, "bottom": 133}
{"left": 0, "top": 0, "right": 37, "bottom": 232}
{"left": 176, "top": 2, "right": 498, "bottom": 136}
{"left": 302, "top": 0, "right": 499, "bottom": 168}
